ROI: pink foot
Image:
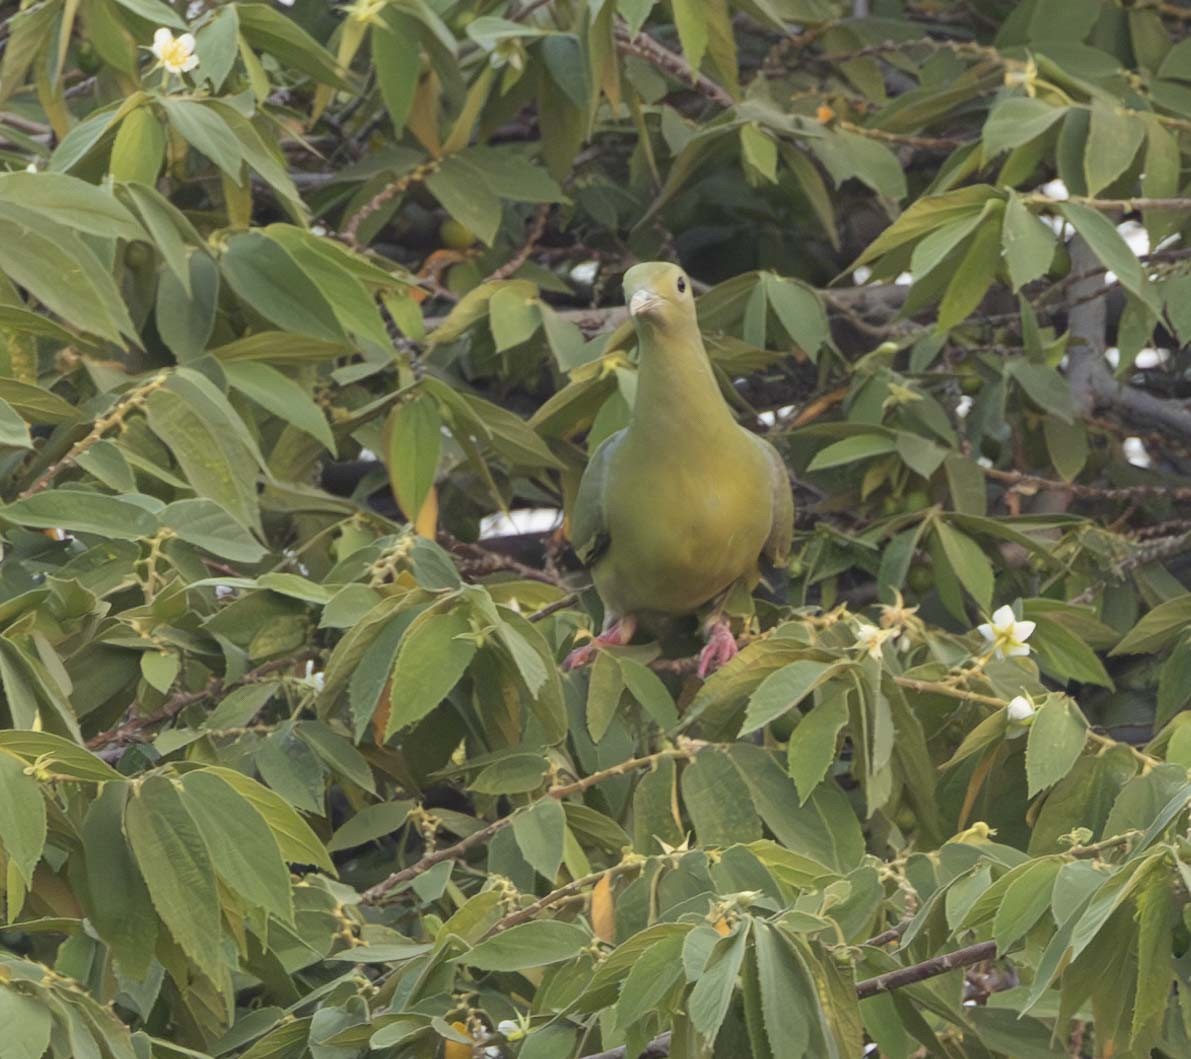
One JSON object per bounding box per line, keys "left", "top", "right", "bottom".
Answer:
{"left": 563, "top": 616, "right": 637, "bottom": 671}
{"left": 697, "top": 620, "right": 739, "bottom": 678}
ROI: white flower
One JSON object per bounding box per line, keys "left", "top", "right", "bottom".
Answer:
{"left": 854, "top": 622, "right": 891, "bottom": 660}
{"left": 150, "top": 28, "right": 199, "bottom": 75}
{"left": 24, "top": 162, "right": 37, "bottom": 173}
{"left": 1006, "top": 695, "right": 1035, "bottom": 723}
{"left": 977, "top": 604, "right": 1035, "bottom": 659}
{"left": 303, "top": 659, "right": 326, "bottom": 691}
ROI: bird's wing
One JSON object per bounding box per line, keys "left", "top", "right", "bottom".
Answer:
{"left": 570, "top": 429, "right": 625, "bottom": 568}
{"left": 754, "top": 435, "right": 795, "bottom": 565}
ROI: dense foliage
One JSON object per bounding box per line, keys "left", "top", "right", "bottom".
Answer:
{"left": 1, "top": 0, "right": 1191, "bottom": 1056}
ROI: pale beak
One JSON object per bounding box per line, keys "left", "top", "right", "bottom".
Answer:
{"left": 628, "top": 289, "right": 660, "bottom": 317}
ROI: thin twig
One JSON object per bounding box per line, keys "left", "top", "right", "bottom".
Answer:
{"left": 613, "top": 21, "right": 734, "bottom": 107}
{"left": 361, "top": 741, "right": 708, "bottom": 904}
{"left": 85, "top": 651, "right": 315, "bottom": 752}
{"left": 983, "top": 467, "right": 1191, "bottom": 503}
{"left": 485, "top": 203, "right": 551, "bottom": 282}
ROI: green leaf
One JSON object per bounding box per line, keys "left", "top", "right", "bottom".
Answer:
{"left": 295, "top": 722, "right": 376, "bottom": 794}
{"left": 384, "top": 606, "right": 477, "bottom": 739}
{"left": 1084, "top": 101, "right": 1145, "bottom": 196}
{"left": 455, "top": 920, "right": 589, "bottom": 971}
{"left": 0, "top": 208, "right": 136, "bottom": 345}
{"left": 202, "top": 766, "right": 334, "bottom": 873}
{"left": 383, "top": 395, "right": 441, "bottom": 521}
{"left": 936, "top": 212, "right": 1002, "bottom": 331}
{"left": 146, "top": 383, "right": 262, "bottom": 534}
{"left": 1043, "top": 417, "right": 1088, "bottom": 482}
{"left": 0, "top": 398, "right": 31, "bottom": 450}
{"left": 1061, "top": 202, "right": 1157, "bottom": 310}
{"left": 741, "top": 123, "right": 778, "bottom": 183}
{"left": 992, "top": 856, "right": 1062, "bottom": 952}
{"left": 1132, "top": 862, "right": 1178, "bottom": 1043}
{"left": 161, "top": 98, "right": 244, "bottom": 179}
{"left": 512, "top": 797, "right": 565, "bottom": 882}
{"left": 0, "top": 749, "right": 45, "bottom": 886}
{"left": 752, "top": 923, "right": 812, "bottom": 1058}
{"left": 671, "top": 0, "right": 710, "bottom": 71}
{"left": 140, "top": 650, "right": 179, "bottom": 693}
{"left": 1006, "top": 359, "right": 1076, "bottom": 424}
{"left": 79, "top": 784, "right": 157, "bottom": 978}
{"left": 787, "top": 694, "right": 849, "bottom": 804}
{"left": 426, "top": 156, "right": 502, "bottom": 247}
{"left": 237, "top": 2, "right": 351, "bottom": 88}
{"left": 615, "top": 932, "right": 687, "bottom": 1029}
{"left": 161, "top": 499, "right": 267, "bottom": 563}
{"left": 806, "top": 434, "right": 895, "bottom": 472}
{"left": 2, "top": 491, "right": 158, "bottom": 540}
{"left": 1026, "top": 696, "right": 1089, "bottom": 797}
{"left": 327, "top": 800, "right": 413, "bottom": 853}
{"left": 1029, "top": 615, "right": 1112, "bottom": 688}
{"left": 682, "top": 749, "right": 761, "bottom": 846}
{"left": 1002, "top": 192, "right": 1057, "bottom": 292}
{"left": 620, "top": 657, "right": 680, "bottom": 729}
{"left": 125, "top": 775, "right": 224, "bottom": 982}
{"left": 933, "top": 520, "right": 993, "bottom": 611}
{"left": 109, "top": 106, "right": 165, "bottom": 186}
{"left": 373, "top": 14, "right": 420, "bottom": 132}
{"left": 944, "top": 454, "right": 988, "bottom": 516}
{"left": 0, "top": 731, "right": 119, "bottom": 782}
{"left": 470, "top": 753, "right": 549, "bottom": 794}
{"left": 688, "top": 926, "right": 749, "bottom": 1043}
{"left": 764, "top": 273, "right": 829, "bottom": 356}
{"left": 586, "top": 651, "right": 625, "bottom": 743}
{"left": 180, "top": 769, "right": 295, "bottom": 926}
{"left": 982, "top": 97, "right": 1066, "bottom": 158}
{"left": 0, "top": 171, "right": 145, "bottom": 241}
{"left": 225, "top": 361, "right": 335, "bottom": 452}
{"left": 1111, "top": 594, "right": 1191, "bottom": 655}
{"left": 220, "top": 232, "right": 343, "bottom": 341}
{"left": 256, "top": 724, "right": 326, "bottom": 814}
{"left": 742, "top": 659, "right": 840, "bottom": 735}
{"left": 0, "top": 987, "right": 51, "bottom": 1059}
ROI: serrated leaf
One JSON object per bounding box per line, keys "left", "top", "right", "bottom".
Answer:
{"left": 787, "top": 694, "right": 849, "bottom": 804}
{"left": 125, "top": 775, "right": 224, "bottom": 981}
{"left": 161, "top": 499, "right": 267, "bottom": 563}
{"left": 586, "top": 651, "right": 624, "bottom": 743}
{"left": 687, "top": 926, "right": 748, "bottom": 1043}
{"left": 201, "top": 766, "right": 334, "bottom": 873}
{"left": 682, "top": 749, "right": 761, "bottom": 846}
{"left": 512, "top": 797, "right": 565, "bottom": 882}
{"left": 752, "top": 923, "right": 812, "bottom": 1058}
{"left": 384, "top": 606, "right": 477, "bottom": 739}
{"left": 1085, "top": 101, "right": 1145, "bottom": 196}
{"left": 383, "top": 394, "right": 441, "bottom": 522}
{"left": 180, "top": 769, "right": 295, "bottom": 925}
{"left": 0, "top": 749, "right": 46, "bottom": 887}
{"left": 933, "top": 520, "right": 993, "bottom": 611}
{"left": 742, "top": 659, "right": 840, "bottom": 735}
{"left": 327, "top": 799, "right": 413, "bottom": 853}
{"left": 1111, "top": 594, "right": 1191, "bottom": 655}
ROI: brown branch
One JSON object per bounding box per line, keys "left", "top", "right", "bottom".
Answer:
{"left": 361, "top": 741, "right": 707, "bottom": 904}
{"left": 1030, "top": 193, "right": 1191, "bottom": 213}
{"left": 438, "top": 532, "right": 566, "bottom": 586}
{"left": 340, "top": 161, "right": 439, "bottom": 247}
{"left": 579, "top": 938, "right": 1000, "bottom": 1058}
{"left": 485, "top": 203, "right": 551, "bottom": 282}
{"left": 854, "top": 940, "right": 997, "bottom": 999}
{"left": 527, "top": 593, "right": 580, "bottom": 622}
{"left": 613, "top": 21, "right": 734, "bottom": 108}
{"left": 85, "top": 651, "right": 315, "bottom": 752}
{"left": 483, "top": 860, "right": 644, "bottom": 937}
{"left": 983, "top": 467, "right": 1191, "bottom": 504}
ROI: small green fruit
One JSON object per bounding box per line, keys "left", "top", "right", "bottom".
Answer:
{"left": 901, "top": 489, "right": 930, "bottom": 512}
{"left": 440, "top": 218, "right": 478, "bottom": 250}
{"left": 907, "top": 565, "right": 934, "bottom": 593}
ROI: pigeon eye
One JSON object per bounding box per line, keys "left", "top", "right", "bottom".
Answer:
{"left": 677, "top": 276, "right": 687, "bottom": 294}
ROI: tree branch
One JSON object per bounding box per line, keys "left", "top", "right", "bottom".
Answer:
{"left": 361, "top": 741, "right": 707, "bottom": 904}
{"left": 613, "top": 21, "right": 734, "bottom": 108}
{"left": 578, "top": 940, "right": 1000, "bottom": 1058}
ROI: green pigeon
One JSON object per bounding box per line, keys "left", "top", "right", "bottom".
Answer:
{"left": 565, "top": 261, "right": 795, "bottom": 677}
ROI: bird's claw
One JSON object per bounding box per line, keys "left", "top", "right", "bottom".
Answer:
{"left": 697, "top": 620, "right": 739, "bottom": 678}
{"left": 563, "top": 617, "right": 637, "bottom": 671}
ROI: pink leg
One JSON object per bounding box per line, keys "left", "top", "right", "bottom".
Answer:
{"left": 563, "top": 615, "right": 637, "bottom": 671}
{"left": 697, "top": 618, "right": 739, "bottom": 678}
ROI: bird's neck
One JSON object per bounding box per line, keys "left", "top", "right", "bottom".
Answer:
{"left": 630, "top": 319, "right": 737, "bottom": 445}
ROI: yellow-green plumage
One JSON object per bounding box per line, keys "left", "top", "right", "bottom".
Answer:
{"left": 568, "top": 262, "right": 794, "bottom": 672}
